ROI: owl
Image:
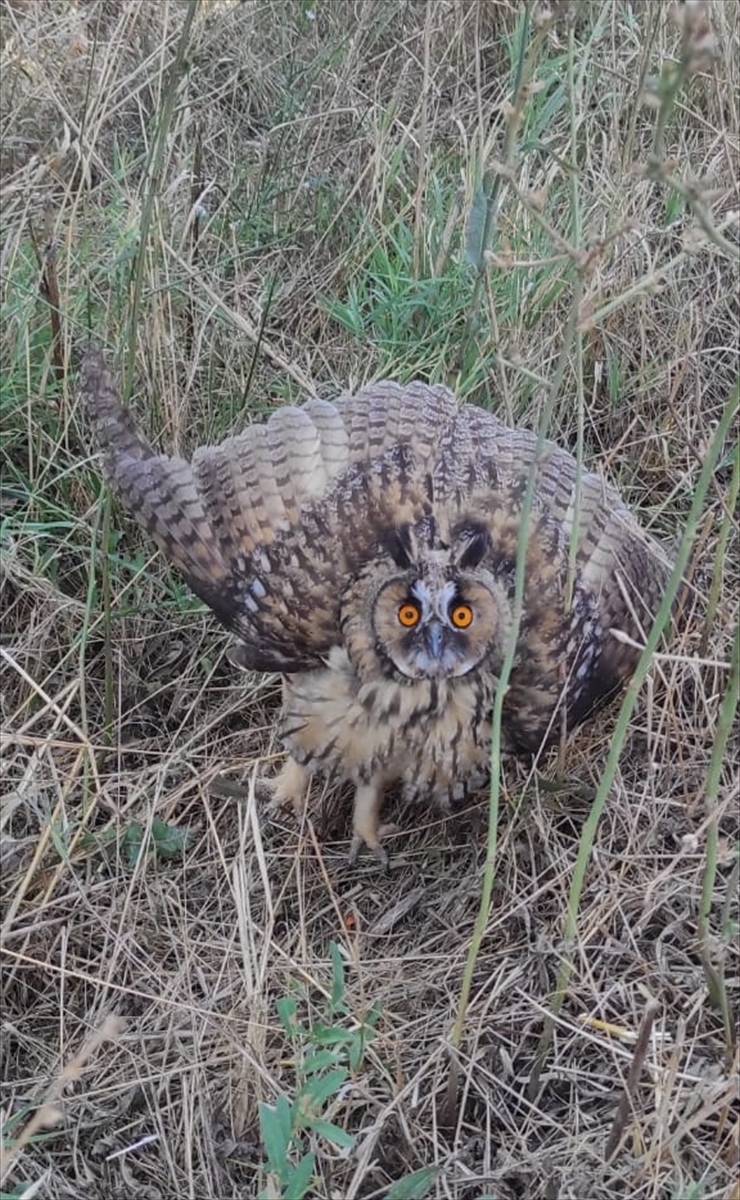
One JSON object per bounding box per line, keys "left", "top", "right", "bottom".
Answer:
{"left": 80, "top": 349, "right": 673, "bottom": 866}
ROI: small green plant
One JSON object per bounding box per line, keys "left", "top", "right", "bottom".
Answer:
{"left": 258, "top": 943, "right": 439, "bottom": 1198}
{"left": 75, "top": 815, "right": 194, "bottom": 869}
{"left": 324, "top": 225, "right": 476, "bottom": 381}
{"left": 121, "top": 816, "right": 193, "bottom": 867}
{"left": 258, "top": 942, "right": 379, "bottom": 1200}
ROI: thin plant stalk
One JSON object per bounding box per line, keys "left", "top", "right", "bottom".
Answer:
{"left": 701, "top": 438, "right": 740, "bottom": 652}
{"left": 446, "top": 15, "right": 590, "bottom": 1124}
{"left": 564, "top": 11, "right": 584, "bottom": 617}
{"left": 697, "top": 614, "right": 739, "bottom": 1063}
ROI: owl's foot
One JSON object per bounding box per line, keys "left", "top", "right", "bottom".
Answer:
{"left": 348, "top": 781, "right": 396, "bottom": 871}
{"left": 348, "top": 823, "right": 399, "bottom": 871}
{"left": 261, "top": 756, "right": 310, "bottom": 818}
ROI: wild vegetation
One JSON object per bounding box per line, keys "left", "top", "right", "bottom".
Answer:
{"left": 1, "top": 1, "right": 738, "bottom": 1198}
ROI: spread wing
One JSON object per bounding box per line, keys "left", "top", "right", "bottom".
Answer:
{"left": 81, "top": 348, "right": 673, "bottom": 731}
{"left": 80, "top": 351, "right": 439, "bottom": 671}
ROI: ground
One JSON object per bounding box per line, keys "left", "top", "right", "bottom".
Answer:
{"left": 1, "top": 2, "right": 738, "bottom": 1198}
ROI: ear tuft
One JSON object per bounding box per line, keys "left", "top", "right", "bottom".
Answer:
{"left": 384, "top": 524, "right": 417, "bottom": 568}
{"left": 457, "top": 524, "right": 490, "bottom": 569}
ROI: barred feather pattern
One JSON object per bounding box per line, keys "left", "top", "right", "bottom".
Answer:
{"left": 80, "top": 348, "right": 674, "bottom": 863}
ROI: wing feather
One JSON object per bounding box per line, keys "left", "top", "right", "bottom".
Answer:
{"left": 81, "top": 349, "right": 674, "bottom": 716}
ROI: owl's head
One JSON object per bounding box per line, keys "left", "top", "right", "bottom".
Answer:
{"left": 346, "top": 517, "right": 511, "bottom": 682}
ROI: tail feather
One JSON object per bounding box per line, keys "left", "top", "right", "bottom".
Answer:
{"left": 79, "top": 348, "right": 232, "bottom": 597}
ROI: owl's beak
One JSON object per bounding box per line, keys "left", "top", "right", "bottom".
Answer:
{"left": 422, "top": 620, "right": 445, "bottom": 661}
{"left": 418, "top": 620, "right": 461, "bottom": 677}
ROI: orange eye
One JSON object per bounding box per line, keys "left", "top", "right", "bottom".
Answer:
{"left": 450, "top": 603, "right": 473, "bottom": 629}
{"left": 398, "top": 603, "right": 421, "bottom": 628}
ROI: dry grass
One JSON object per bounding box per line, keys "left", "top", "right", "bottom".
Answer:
{"left": 1, "top": 1, "right": 739, "bottom": 1197}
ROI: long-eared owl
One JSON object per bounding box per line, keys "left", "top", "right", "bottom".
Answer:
{"left": 80, "top": 350, "right": 673, "bottom": 865}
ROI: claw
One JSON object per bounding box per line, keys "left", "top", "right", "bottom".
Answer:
{"left": 264, "top": 765, "right": 398, "bottom": 870}
{"left": 348, "top": 831, "right": 391, "bottom": 872}
{"left": 347, "top": 777, "right": 398, "bottom": 871}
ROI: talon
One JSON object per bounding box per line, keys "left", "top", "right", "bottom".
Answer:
{"left": 345, "top": 830, "right": 393, "bottom": 878}
{"left": 348, "top": 834, "right": 390, "bottom": 872}
{"left": 348, "top": 774, "right": 397, "bottom": 870}
{"left": 348, "top": 833, "right": 366, "bottom": 867}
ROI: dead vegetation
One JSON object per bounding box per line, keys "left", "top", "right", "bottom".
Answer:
{"left": 1, "top": 1, "right": 738, "bottom": 1198}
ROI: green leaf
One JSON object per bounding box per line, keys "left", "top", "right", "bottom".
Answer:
{"left": 303, "top": 1048, "right": 342, "bottom": 1074}
{"left": 123, "top": 821, "right": 145, "bottom": 867}
{"left": 121, "top": 818, "right": 192, "bottom": 867}
{"left": 276, "top": 995, "right": 301, "bottom": 1036}
{"left": 309, "top": 1023, "right": 353, "bottom": 1048}
{"left": 307, "top": 1066, "right": 348, "bottom": 1103}
{"left": 150, "top": 817, "right": 192, "bottom": 859}
{"left": 306, "top": 1117, "right": 355, "bottom": 1149}
{"left": 2, "top": 1185, "right": 47, "bottom": 1200}
{"left": 348, "top": 1004, "right": 381, "bottom": 1068}
{"left": 364, "top": 1002, "right": 382, "bottom": 1029}
{"left": 294, "top": 1068, "right": 347, "bottom": 1120}
{"left": 347, "top": 1033, "right": 365, "bottom": 1072}
{"left": 282, "top": 1152, "right": 315, "bottom": 1200}
{"left": 259, "top": 1096, "right": 292, "bottom": 1173}
{"left": 385, "top": 1166, "right": 440, "bottom": 1199}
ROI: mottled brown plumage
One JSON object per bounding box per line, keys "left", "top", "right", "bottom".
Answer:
{"left": 80, "top": 348, "right": 674, "bottom": 864}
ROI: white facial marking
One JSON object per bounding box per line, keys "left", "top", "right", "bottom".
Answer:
{"left": 410, "top": 579, "right": 458, "bottom": 624}
{"left": 410, "top": 579, "right": 433, "bottom": 620}
{"left": 436, "top": 580, "right": 457, "bottom": 622}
